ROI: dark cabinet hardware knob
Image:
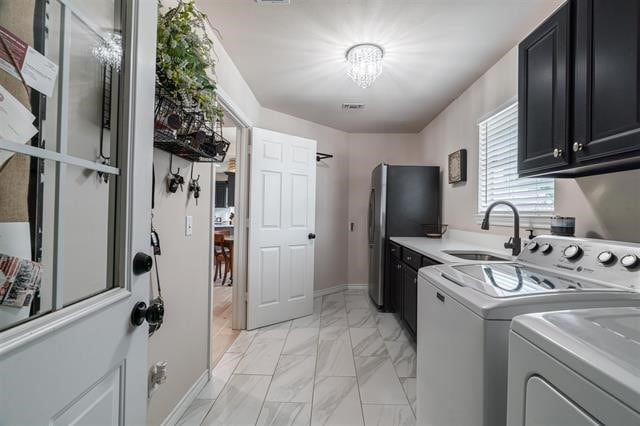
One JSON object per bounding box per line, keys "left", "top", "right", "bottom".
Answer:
{"left": 131, "top": 301, "right": 165, "bottom": 327}
{"left": 133, "top": 252, "right": 153, "bottom": 275}
{"left": 573, "top": 142, "right": 583, "bottom": 152}
{"left": 308, "top": 233, "right": 316, "bottom": 240}
{"left": 553, "top": 148, "right": 563, "bottom": 158}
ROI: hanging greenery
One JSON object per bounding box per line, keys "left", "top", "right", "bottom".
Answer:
{"left": 156, "top": 0, "right": 224, "bottom": 121}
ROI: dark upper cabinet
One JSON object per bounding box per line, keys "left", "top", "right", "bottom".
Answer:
{"left": 226, "top": 172, "right": 236, "bottom": 207}
{"left": 573, "top": 0, "right": 640, "bottom": 166}
{"left": 518, "top": 3, "right": 571, "bottom": 176}
{"left": 402, "top": 265, "right": 418, "bottom": 337}
{"left": 215, "top": 181, "right": 227, "bottom": 208}
{"left": 519, "top": 0, "right": 640, "bottom": 177}
{"left": 215, "top": 173, "right": 236, "bottom": 208}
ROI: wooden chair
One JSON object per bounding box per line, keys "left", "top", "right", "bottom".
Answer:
{"left": 214, "top": 233, "right": 231, "bottom": 284}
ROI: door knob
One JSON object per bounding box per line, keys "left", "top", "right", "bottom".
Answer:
{"left": 133, "top": 252, "right": 153, "bottom": 275}
{"left": 572, "top": 142, "right": 583, "bottom": 152}
{"left": 308, "top": 233, "right": 316, "bottom": 240}
{"left": 131, "top": 301, "right": 165, "bottom": 327}
{"left": 553, "top": 148, "right": 563, "bottom": 158}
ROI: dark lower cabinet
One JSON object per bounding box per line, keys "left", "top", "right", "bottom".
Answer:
{"left": 390, "top": 256, "right": 403, "bottom": 315}
{"left": 519, "top": 0, "right": 640, "bottom": 177}
{"left": 402, "top": 265, "right": 418, "bottom": 337}
{"left": 385, "top": 242, "right": 442, "bottom": 341}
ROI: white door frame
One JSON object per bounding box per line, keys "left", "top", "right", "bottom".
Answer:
{"left": 206, "top": 88, "right": 252, "bottom": 372}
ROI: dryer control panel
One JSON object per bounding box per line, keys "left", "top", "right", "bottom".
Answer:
{"left": 518, "top": 236, "right": 640, "bottom": 291}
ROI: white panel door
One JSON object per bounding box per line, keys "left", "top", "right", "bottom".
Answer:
{"left": 248, "top": 128, "right": 317, "bottom": 329}
{"left": 0, "top": 0, "right": 155, "bottom": 423}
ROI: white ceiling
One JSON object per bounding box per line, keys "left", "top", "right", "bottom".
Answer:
{"left": 199, "top": 0, "right": 563, "bottom": 133}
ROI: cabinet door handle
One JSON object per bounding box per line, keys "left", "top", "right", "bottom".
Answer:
{"left": 413, "top": 278, "right": 417, "bottom": 284}
{"left": 436, "top": 292, "right": 445, "bottom": 303}
{"left": 553, "top": 148, "right": 563, "bottom": 158}
{"left": 406, "top": 256, "right": 412, "bottom": 261}
{"left": 572, "top": 142, "right": 583, "bottom": 152}
{"left": 397, "top": 264, "right": 402, "bottom": 270}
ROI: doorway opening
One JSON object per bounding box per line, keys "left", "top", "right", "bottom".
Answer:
{"left": 208, "top": 105, "right": 249, "bottom": 369}
{"left": 211, "top": 117, "right": 238, "bottom": 366}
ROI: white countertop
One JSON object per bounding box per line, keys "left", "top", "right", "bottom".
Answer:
{"left": 390, "top": 229, "right": 515, "bottom": 264}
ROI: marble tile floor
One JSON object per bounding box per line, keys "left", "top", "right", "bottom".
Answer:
{"left": 178, "top": 290, "right": 417, "bottom": 426}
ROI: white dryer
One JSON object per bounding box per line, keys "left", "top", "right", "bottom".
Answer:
{"left": 416, "top": 236, "right": 640, "bottom": 426}
{"left": 507, "top": 307, "right": 640, "bottom": 425}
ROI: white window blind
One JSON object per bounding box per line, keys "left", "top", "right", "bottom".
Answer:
{"left": 478, "top": 102, "right": 554, "bottom": 224}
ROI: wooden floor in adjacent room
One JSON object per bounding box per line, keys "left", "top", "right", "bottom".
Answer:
{"left": 211, "top": 284, "right": 239, "bottom": 368}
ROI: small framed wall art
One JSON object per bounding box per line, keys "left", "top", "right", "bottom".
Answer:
{"left": 448, "top": 149, "right": 467, "bottom": 184}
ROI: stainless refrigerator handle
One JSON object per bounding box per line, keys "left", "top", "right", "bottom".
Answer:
{"left": 368, "top": 188, "right": 375, "bottom": 243}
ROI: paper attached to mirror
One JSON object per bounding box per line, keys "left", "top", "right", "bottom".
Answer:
{"left": 0, "top": 83, "right": 38, "bottom": 169}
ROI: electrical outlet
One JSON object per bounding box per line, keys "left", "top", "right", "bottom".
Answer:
{"left": 148, "top": 361, "right": 167, "bottom": 398}
{"left": 185, "top": 215, "right": 193, "bottom": 236}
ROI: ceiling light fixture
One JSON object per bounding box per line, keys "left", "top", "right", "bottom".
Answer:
{"left": 345, "top": 43, "right": 384, "bottom": 89}
{"left": 92, "top": 32, "right": 123, "bottom": 71}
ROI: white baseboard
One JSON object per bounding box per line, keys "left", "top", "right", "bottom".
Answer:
{"left": 161, "top": 370, "right": 209, "bottom": 426}
{"left": 314, "top": 284, "right": 368, "bottom": 298}
{"left": 314, "top": 285, "right": 346, "bottom": 297}
{"left": 346, "top": 284, "right": 368, "bottom": 290}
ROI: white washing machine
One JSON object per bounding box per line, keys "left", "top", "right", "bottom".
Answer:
{"left": 507, "top": 307, "right": 640, "bottom": 425}
{"left": 416, "top": 236, "right": 640, "bottom": 426}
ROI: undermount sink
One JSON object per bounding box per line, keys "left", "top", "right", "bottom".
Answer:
{"left": 443, "top": 250, "right": 511, "bottom": 262}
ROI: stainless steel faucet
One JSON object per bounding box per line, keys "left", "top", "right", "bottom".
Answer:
{"left": 481, "top": 201, "right": 522, "bottom": 256}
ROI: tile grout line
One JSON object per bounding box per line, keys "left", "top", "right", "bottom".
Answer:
{"left": 198, "top": 330, "right": 258, "bottom": 425}
{"left": 344, "top": 292, "right": 368, "bottom": 425}
{"left": 309, "top": 296, "right": 323, "bottom": 426}
{"left": 254, "top": 320, "right": 292, "bottom": 425}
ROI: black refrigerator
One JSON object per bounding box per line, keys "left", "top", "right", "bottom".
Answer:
{"left": 367, "top": 164, "right": 440, "bottom": 308}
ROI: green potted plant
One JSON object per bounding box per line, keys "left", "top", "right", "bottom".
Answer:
{"left": 156, "top": 0, "right": 223, "bottom": 122}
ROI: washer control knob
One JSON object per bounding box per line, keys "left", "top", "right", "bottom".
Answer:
{"left": 540, "top": 243, "right": 553, "bottom": 254}
{"left": 563, "top": 245, "right": 582, "bottom": 260}
{"left": 621, "top": 254, "right": 640, "bottom": 269}
{"left": 597, "top": 251, "right": 615, "bottom": 265}
{"left": 526, "top": 241, "right": 539, "bottom": 252}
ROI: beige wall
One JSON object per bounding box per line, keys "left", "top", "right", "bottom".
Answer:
{"left": 147, "top": 152, "right": 213, "bottom": 426}
{"left": 346, "top": 133, "right": 422, "bottom": 285}
{"left": 146, "top": 11, "right": 261, "bottom": 423}
{"left": 258, "top": 108, "right": 350, "bottom": 291}
{"left": 417, "top": 47, "right": 640, "bottom": 242}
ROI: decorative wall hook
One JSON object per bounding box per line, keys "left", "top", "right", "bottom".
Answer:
{"left": 188, "top": 164, "right": 201, "bottom": 205}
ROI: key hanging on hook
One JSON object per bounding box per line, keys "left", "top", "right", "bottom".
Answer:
{"left": 188, "top": 164, "right": 201, "bottom": 205}
{"left": 167, "top": 154, "right": 185, "bottom": 193}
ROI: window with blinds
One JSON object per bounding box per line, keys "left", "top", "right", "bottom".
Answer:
{"left": 478, "top": 102, "right": 554, "bottom": 223}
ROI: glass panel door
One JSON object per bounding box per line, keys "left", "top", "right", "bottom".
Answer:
{"left": 0, "top": 0, "right": 123, "bottom": 331}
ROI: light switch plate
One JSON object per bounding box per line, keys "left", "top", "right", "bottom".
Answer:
{"left": 185, "top": 215, "right": 193, "bottom": 236}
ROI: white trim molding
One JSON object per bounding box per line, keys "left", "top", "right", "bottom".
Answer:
{"left": 161, "top": 370, "right": 209, "bottom": 426}
{"left": 313, "top": 284, "right": 369, "bottom": 298}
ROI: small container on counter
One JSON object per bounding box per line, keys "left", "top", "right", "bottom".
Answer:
{"left": 550, "top": 216, "right": 575, "bottom": 236}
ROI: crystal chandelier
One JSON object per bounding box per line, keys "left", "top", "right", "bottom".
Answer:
{"left": 345, "top": 43, "right": 384, "bottom": 89}
{"left": 92, "top": 32, "right": 123, "bottom": 71}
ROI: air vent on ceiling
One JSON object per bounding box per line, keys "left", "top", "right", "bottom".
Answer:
{"left": 256, "top": 0, "right": 291, "bottom": 4}
{"left": 342, "top": 103, "right": 365, "bottom": 111}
